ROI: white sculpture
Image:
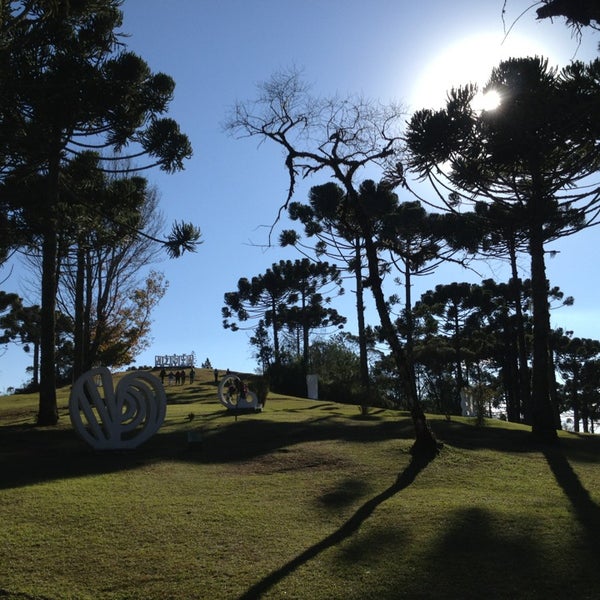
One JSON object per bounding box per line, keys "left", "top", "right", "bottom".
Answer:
{"left": 460, "top": 388, "right": 476, "bottom": 417}
{"left": 217, "top": 374, "right": 259, "bottom": 410}
{"left": 306, "top": 374, "right": 319, "bottom": 400}
{"left": 69, "top": 367, "right": 166, "bottom": 450}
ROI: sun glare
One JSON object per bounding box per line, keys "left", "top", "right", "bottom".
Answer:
{"left": 473, "top": 88, "right": 502, "bottom": 112}
{"left": 410, "top": 31, "right": 548, "bottom": 112}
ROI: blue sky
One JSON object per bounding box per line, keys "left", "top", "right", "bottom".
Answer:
{"left": 1, "top": 1, "right": 599, "bottom": 391}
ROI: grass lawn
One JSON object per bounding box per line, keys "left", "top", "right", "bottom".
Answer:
{"left": 1, "top": 368, "right": 599, "bottom": 599}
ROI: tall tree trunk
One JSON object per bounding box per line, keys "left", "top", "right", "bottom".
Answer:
{"left": 38, "top": 210, "right": 58, "bottom": 425}
{"left": 83, "top": 247, "right": 93, "bottom": 371}
{"left": 72, "top": 244, "right": 85, "bottom": 381}
{"left": 354, "top": 239, "right": 370, "bottom": 413}
{"left": 404, "top": 260, "right": 417, "bottom": 393}
{"left": 547, "top": 341, "right": 562, "bottom": 430}
{"left": 358, "top": 211, "right": 438, "bottom": 457}
{"left": 33, "top": 339, "right": 40, "bottom": 387}
{"left": 508, "top": 241, "right": 530, "bottom": 423}
{"left": 502, "top": 318, "right": 520, "bottom": 422}
{"left": 529, "top": 218, "right": 558, "bottom": 443}
{"left": 301, "top": 293, "right": 309, "bottom": 372}
{"left": 271, "top": 298, "right": 280, "bottom": 365}
{"left": 451, "top": 305, "right": 464, "bottom": 415}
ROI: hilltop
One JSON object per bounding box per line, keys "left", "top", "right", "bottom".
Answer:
{"left": 1, "top": 368, "right": 599, "bottom": 599}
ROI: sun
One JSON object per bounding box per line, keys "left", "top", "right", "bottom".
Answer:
{"left": 410, "top": 31, "right": 549, "bottom": 112}
{"left": 473, "top": 88, "right": 502, "bottom": 112}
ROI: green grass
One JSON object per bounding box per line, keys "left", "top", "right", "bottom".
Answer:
{"left": 1, "top": 368, "right": 599, "bottom": 599}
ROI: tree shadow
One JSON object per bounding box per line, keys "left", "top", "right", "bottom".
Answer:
{"left": 432, "top": 418, "right": 541, "bottom": 453}
{"left": 419, "top": 507, "right": 544, "bottom": 599}
{"left": 190, "top": 416, "right": 415, "bottom": 466}
{"left": 236, "top": 452, "right": 435, "bottom": 600}
{"left": 318, "top": 477, "right": 372, "bottom": 510}
{"left": 0, "top": 413, "right": 416, "bottom": 491}
{"left": 542, "top": 446, "right": 600, "bottom": 552}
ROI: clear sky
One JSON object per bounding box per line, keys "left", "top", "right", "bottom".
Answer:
{"left": 1, "top": 1, "right": 599, "bottom": 391}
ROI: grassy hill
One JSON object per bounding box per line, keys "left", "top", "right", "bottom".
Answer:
{"left": 1, "top": 368, "right": 599, "bottom": 599}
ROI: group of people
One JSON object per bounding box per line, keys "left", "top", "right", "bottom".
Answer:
{"left": 159, "top": 368, "right": 195, "bottom": 386}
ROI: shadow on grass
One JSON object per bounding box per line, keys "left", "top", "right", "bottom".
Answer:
{"left": 318, "top": 477, "right": 372, "bottom": 510}
{"left": 418, "top": 507, "right": 543, "bottom": 599}
{"left": 190, "top": 416, "right": 415, "bottom": 465}
{"left": 0, "top": 413, "right": 415, "bottom": 491}
{"left": 237, "top": 452, "right": 435, "bottom": 600}
{"left": 543, "top": 447, "right": 600, "bottom": 552}
{"left": 432, "top": 418, "right": 539, "bottom": 453}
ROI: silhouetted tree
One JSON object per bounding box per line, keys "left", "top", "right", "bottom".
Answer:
{"left": 406, "top": 56, "right": 600, "bottom": 443}
{"left": 281, "top": 182, "right": 372, "bottom": 409}
{"left": 223, "top": 261, "right": 292, "bottom": 364}
{"left": 227, "top": 68, "right": 439, "bottom": 456}
{"left": 555, "top": 335, "right": 600, "bottom": 433}
{"left": 535, "top": 0, "right": 600, "bottom": 30}
{"left": 0, "top": 2, "right": 198, "bottom": 424}
{"left": 279, "top": 258, "right": 345, "bottom": 371}
{"left": 224, "top": 258, "right": 344, "bottom": 371}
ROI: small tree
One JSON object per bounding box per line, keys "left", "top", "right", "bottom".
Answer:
{"left": 223, "top": 261, "right": 292, "bottom": 364}
{"left": 556, "top": 335, "right": 600, "bottom": 433}
{"left": 223, "top": 258, "right": 345, "bottom": 371}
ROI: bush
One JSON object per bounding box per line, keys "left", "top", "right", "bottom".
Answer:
{"left": 266, "top": 362, "right": 306, "bottom": 397}
{"left": 247, "top": 375, "right": 270, "bottom": 407}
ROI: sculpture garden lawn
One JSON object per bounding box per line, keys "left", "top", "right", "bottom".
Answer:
{"left": 1, "top": 367, "right": 599, "bottom": 599}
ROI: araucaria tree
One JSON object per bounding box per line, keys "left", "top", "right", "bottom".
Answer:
{"left": 405, "top": 56, "right": 600, "bottom": 443}
{"left": 226, "top": 68, "right": 439, "bottom": 457}
{"left": 0, "top": 1, "right": 197, "bottom": 424}
{"left": 223, "top": 258, "right": 345, "bottom": 371}
{"left": 223, "top": 261, "right": 292, "bottom": 364}
{"left": 53, "top": 159, "right": 169, "bottom": 379}
{"left": 281, "top": 182, "right": 372, "bottom": 407}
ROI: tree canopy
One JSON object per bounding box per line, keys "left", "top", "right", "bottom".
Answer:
{"left": 406, "top": 56, "right": 600, "bottom": 442}
{"left": 0, "top": 0, "right": 199, "bottom": 423}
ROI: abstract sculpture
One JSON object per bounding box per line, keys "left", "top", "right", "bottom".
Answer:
{"left": 69, "top": 367, "right": 166, "bottom": 450}
{"left": 217, "top": 374, "right": 259, "bottom": 411}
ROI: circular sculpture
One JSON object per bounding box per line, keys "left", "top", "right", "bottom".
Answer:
{"left": 69, "top": 367, "right": 167, "bottom": 450}
{"left": 217, "top": 374, "right": 259, "bottom": 410}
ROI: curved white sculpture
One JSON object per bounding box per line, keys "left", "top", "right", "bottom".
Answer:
{"left": 69, "top": 367, "right": 166, "bottom": 450}
{"left": 217, "top": 374, "right": 259, "bottom": 410}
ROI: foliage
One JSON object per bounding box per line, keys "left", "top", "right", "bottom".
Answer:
{"left": 95, "top": 270, "right": 168, "bottom": 368}
{"left": 406, "top": 56, "right": 600, "bottom": 443}
{"left": 50, "top": 170, "right": 171, "bottom": 375}
{"left": 249, "top": 320, "right": 274, "bottom": 374}
{"left": 0, "top": 0, "right": 197, "bottom": 424}
{"left": 535, "top": 0, "right": 600, "bottom": 31}
{"left": 265, "top": 357, "right": 307, "bottom": 398}
{"left": 227, "top": 67, "right": 439, "bottom": 455}
{"left": 0, "top": 299, "right": 73, "bottom": 388}
{"left": 309, "top": 333, "right": 362, "bottom": 403}
{"left": 555, "top": 334, "right": 600, "bottom": 433}
{"left": 245, "top": 373, "right": 269, "bottom": 405}
{"left": 223, "top": 258, "right": 345, "bottom": 369}
{"left": 281, "top": 181, "right": 372, "bottom": 394}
